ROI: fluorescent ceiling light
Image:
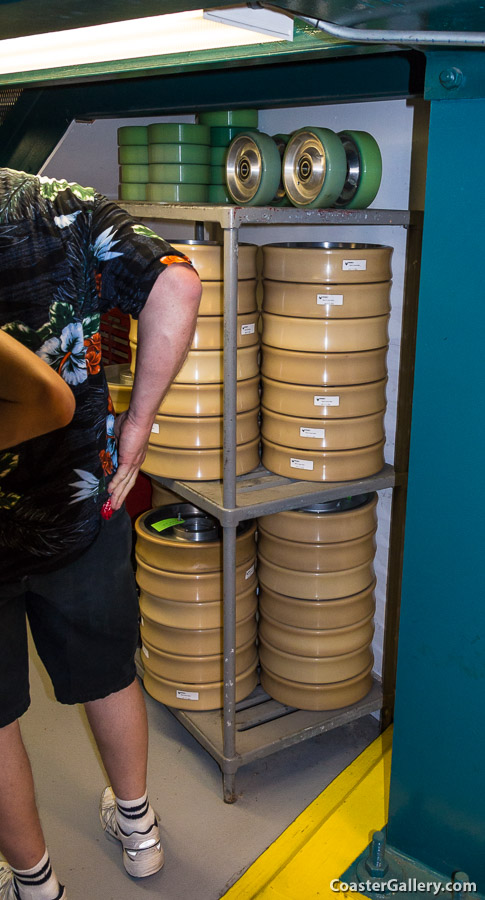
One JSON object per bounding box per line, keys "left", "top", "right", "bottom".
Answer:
{"left": 203, "top": 7, "right": 294, "bottom": 41}
{"left": 0, "top": 8, "right": 288, "bottom": 76}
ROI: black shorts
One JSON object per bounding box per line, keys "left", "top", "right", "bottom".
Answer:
{"left": 0, "top": 507, "right": 139, "bottom": 728}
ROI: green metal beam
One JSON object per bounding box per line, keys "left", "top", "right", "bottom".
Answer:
{"left": 425, "top": 49, "right": 485, "bottom": 101}
{"left": 0, "top": 50, "right": 424, "bottom": 173}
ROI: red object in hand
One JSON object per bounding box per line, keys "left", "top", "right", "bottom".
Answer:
{"left": 101, "top": 497, "right": 113, "bottom": 520}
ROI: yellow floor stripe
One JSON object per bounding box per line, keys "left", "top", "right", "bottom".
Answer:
{"left": 222, "top": 727, "right": 392, "bottom": 900}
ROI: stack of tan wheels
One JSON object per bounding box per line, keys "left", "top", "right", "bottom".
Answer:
{"left": 131, "top": 241, "right": 260, "bottom": 480}
{"left": 261, "top": 242, "right": 392, "bottom": 481}
{"left": 258, "top": 494, "right": 377, "bottom": 710}
{"left": 135, "top": 503, "right": 258, "bottom": 709}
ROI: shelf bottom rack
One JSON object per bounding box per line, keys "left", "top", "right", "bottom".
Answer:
{"left": 136, "top": 651, "right": 382, "bottom": 801}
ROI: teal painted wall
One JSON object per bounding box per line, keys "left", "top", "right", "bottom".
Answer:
{"left": 387, "top": 96, "right": 485, "bottom": 889}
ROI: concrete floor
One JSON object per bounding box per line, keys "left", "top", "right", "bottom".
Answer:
{"left": 20, "top": 642, "right": 379, "bottom": 900}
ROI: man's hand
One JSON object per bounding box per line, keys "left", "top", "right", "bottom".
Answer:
{"left": 108, "top": 410, "right": 152, "bottom": 509}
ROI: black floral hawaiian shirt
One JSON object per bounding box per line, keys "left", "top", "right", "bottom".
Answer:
{"left": 0, "top": 167, "right": 191, "bottom": 583}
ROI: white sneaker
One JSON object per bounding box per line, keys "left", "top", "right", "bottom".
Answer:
{"left": 99, "top": 787, "right": 164, "bottom": 878}
{"left": 0, "top": 864, "right": 66, "bottom": 899}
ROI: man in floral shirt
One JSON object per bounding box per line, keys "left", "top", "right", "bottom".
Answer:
{"left": 0, "top": 168, "right": 201, "bottom": 900}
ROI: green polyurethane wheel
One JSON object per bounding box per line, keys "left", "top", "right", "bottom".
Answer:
{"left": 120, "top": 164, "right": 149, "bottom": 184}
{"left": 210, "top": 146, "right": 229, "bottom": 166}
{"left": 148, "top": 143, "right": 210, "bottom": 165}
{"left": 118, "top": 183, "right": 147, "bottom": 201}
{"left": 199, "top": 109, "right": 258, "bottom": 127}
{"left": 210, "top": 126, "right": 250, "bottom": 147}
{"left": 210, "top": 165, "right": 227, "bottom": 185}
{"left": 147, "top": 123, "right": 210, "bottom": 145}
{"left": 148, "top": 163, "right": 210, "bottom": 185}
{"left": 208, "top": 185, "right": 233, "bottom": 204}
{"left": 118, "top": 125, "right": 148, "bottom": 146}
{"left": 271, "top": 133, "right": 291, "bottom": 207}
{"left": 334, "top": 130, "right": 383, "bottom": 209}
{"left": 146, "top": 183, "right": 209, "bottom": 202}
{"left": 118, "top": 145, "right": 149, "bottom": 165}
{"left": 282, "top": 126, "right": 347, "bottom": 209}
{"left": 226, "top": 131, "right": 281, "bottom": 206}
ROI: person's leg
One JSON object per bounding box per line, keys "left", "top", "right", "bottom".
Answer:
{"left": 84, "top": 677, "right": 148, "bottom": 800}
{"left": 0, "top": 720, "right": 45, "bottom": 869}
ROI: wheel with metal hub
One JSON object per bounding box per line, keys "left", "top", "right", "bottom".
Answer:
{"left": 334, "top": 130, "right": 382, "bottom": 209}
{"left": 226, "top": 131, "right": 282, "bottom": 206}
{"left": 282, "top": 126, "right": 347, "bottom": 208}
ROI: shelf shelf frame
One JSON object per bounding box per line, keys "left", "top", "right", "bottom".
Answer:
{"left": 122, "top": 202, "right": 421, "bottom": 801}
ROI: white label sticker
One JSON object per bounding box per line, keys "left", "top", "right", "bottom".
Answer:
{"left": 342, "top": 259, "right": 367, "bottom": 271}
{"left": 151, "top": 422, "right": 160, "bottom": 434}
{"left": 316, "top": 293, "right": 344, "bottom": 306}
{"left": 245, "top": 564, "right": 255, "bottom": 580}
{"left": 142, "top": 645, "right": 149, "bottom": 658}
{"left": 176, "top": 690, "right": 199, "bottom": 701}
{"left": 300, "top": 427, "right": 325, "bottom": 439}
{"left": 314, "top": 395, "right": 340, "bottom": 407}
{"left": 290, "top": 457, "right": 314, "bottom": 471}
{"left": 241, "top": 323, "right": 255, "bottom": 335}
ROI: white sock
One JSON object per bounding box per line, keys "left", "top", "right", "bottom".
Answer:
{"left": 114, "top": 790, "right": 157, "bottom": 835}
{"left": 11, "top": 849, "right": 63, "bottom": 900}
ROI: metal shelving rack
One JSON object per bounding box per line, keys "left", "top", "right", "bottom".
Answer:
{"left": 122, "top": 201, "right": 421, "bottom": 802}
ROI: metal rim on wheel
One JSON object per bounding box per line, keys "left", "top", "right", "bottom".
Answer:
{"left": 282, "top": 126, "right": 347, "bottom": 208}
{"left": 226, "top": 131, "right": 282, "bottom": 206}
{"left": 334, "top": 130, "right": 382, "bottom": 209}
{"left": 271, "top": 134, "right": 291, "bottom": 206}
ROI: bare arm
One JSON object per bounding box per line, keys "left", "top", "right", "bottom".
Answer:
{"left": 108, "top": 263, "right": 201, "bottom": 509}
{"left": 0, "top": 330, "right": 75, "bottom": 450}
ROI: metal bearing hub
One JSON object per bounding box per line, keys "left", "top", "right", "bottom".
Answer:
{"left": 302, "top": 494, "right": 373, "bottom": 514}
{"left": 284, "top": 132, "right": 327, "bottom": 204}
{"left": 226, "top": 136, "right": 262, "bottom": 203}
{"left": 172, "top": 516, "right": 220, "bottom": 543}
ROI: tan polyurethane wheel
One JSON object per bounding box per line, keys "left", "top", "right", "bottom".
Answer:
{"left": 262, "top": 243, "right": 393, "bottom": 284}
{"left": 198, "top": 279, "right": 257, "bottom": 315}
{"left": 159, "top": 376, "right": 259, "bottom": 417}
{"left": 105, "top": 364, "right": 133, "bottom": 414}
{"left": 142, "top": 437, "right": 260, "bottom": 480}
{"left": 139, "top": 584, "right": 258, "bottom": 630}
{"left": 257, "top": 529, "right": 376, "bottom": 573}
{"left": 261, "top": 377, "right": 387, "bottom": 419}
{"left": 129, "top": 312, "right": 260, "bottom": 350}
{"left": 259, "top": 637, "right": 373, "bottom": 684}
{"left": 131, "top": 344, "right": 260, "bottom": 384}
{"left": 258, "top": 610, "right": 374, "bottom": 658}
{"left": 140, "top": 610, "right": 257, "bottom": 657}
{"left": 135, "top": 511, "right": 256, "bottom": 572}
{"left": 262, "top": 312, "right": 389, "bottom": 353}
{"left": 177, "top": 345, "right": 260, "bottom": 384}
{"left": 149, "top": 407, "right": 259, "bottom": 449}
{"left": 258, "top": 553, "right": 374, "bottom": 600}
{"left": 261, "top": 438, "right": 385, "bottom": 482}
{"left": 261, "top": 408, "right": 385, "bottom": 450}
{"left": 258, "top": 494, "right": 378, "bottom": 544}
{"left": 150, "top": 482, "right": 184, "bottom": 507}
{"left": 261, "top": 345, "right": 388, "bottom": 387}
{"left": 171, "top": 241, "right": 257, "bottom": 280}
{"left": 262, "top": 279, "right": 391, "bottom": 319}
{"left": 258, "top": 582, "right": 375, "bottom": 630}
{"left": 141, "top": 635, "right": 257, "bottom": 684}
{"left": 143, "top": 661, "right": 258, "bottom": 711}
{"left": 136, "top": 553, "right": 257, "bottom": 602}
{"left": 260, "top": 662, "right": 373, "bottom": 711}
